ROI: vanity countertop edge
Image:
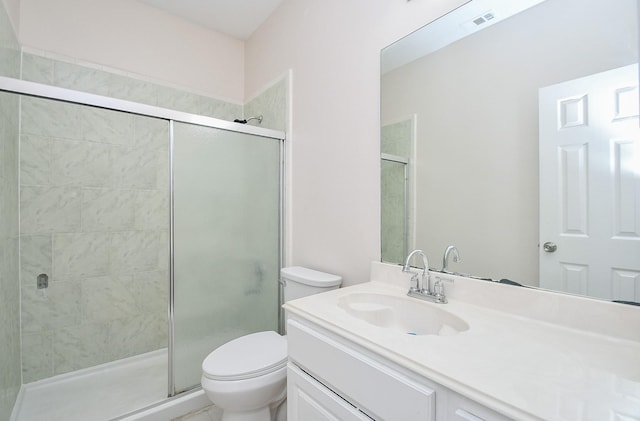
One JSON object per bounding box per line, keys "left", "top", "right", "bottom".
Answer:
{"left": 283, "top": 261, "right": 640, "bottom": 421}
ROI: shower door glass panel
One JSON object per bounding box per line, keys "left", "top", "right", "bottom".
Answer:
{"left": 173, "top": 122, "right": 281, "bottom": 393}
{"left": 381, "top": 159, "right": 408, "bottom": 264}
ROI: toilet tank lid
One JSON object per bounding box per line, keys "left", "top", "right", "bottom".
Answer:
{"left": 281, "top": 266, "right": 342, "bottom": 287}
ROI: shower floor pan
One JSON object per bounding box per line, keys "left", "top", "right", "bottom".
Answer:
{"left": 11, "top": 349, "right": 167, "bottom": 421}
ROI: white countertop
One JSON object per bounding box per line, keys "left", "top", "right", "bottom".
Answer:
{"left": 283, "top": 262, "right": 640, "bottom": 421}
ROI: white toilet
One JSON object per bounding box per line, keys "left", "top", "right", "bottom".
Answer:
{"left": 201, "top": 266, "right": 342, "bottom": 421}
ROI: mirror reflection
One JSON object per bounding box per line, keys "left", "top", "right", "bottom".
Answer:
{"left": 381, "top": 0, "right": 640, "bottom": 302}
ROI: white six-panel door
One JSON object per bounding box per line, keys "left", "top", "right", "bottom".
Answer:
{"left": 539, "top": 64, "right": 640, "bottom": 301}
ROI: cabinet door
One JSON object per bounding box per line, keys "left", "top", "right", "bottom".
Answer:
{"left": 287, "top": 363, "right": 372, "bottom": 421}
{"left": 448, "top": 392, "right": 513, "bottom": 421}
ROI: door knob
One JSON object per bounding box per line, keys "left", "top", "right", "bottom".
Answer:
{"left": 543, "top": 242, "right": 557, "bottom": 253}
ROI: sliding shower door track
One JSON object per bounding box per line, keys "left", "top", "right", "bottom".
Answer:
{"left": 0, "top": 76, "right": 285, "bottom": 140}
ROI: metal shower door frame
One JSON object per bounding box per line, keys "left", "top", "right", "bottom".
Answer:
{"left": 381, "top": 153, "right": 410, "bottom": 262}
{"left": 0, "top": 75, "right": 286, "bottom": 399}
{"left": 167, "top": 122, "right": 285, "bottom": 396}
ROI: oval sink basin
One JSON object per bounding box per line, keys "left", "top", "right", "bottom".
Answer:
{"left": 337, "top": 292, "right": 469, "bottom": 336}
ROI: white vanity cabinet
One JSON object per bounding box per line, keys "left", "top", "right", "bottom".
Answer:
{"left": 445, "top": 393, "right": 512, "bottom": 421}
{"left": 287, "top": 318, "right": 511, "bottom": 421}
{"left": 287, "top": 363, "right": 373, "bottom": 420}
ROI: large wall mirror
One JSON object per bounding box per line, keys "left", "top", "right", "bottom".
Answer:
{"left": 381, "top": 0, "right": 640, "bottom": 302}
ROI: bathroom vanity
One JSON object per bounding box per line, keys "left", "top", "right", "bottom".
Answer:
{"left": 286, "top": 318, "right": 509, "bottom": 420}
{"left": 284, "top": 262, "right": 640, "bottom": 420}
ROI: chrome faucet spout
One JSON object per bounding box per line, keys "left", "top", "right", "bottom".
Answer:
{"left": 403, "top": 249, "right": 452, "bottom": 304}
{"left": 402, "top": 249, "right": 430, "bottom": 293}
{"left": 442, "top": 245, "right": 461, "bottom": 274}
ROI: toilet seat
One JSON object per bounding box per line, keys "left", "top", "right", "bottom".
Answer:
{"left": 202, "top": 331, "right": 287, "bottom": 381}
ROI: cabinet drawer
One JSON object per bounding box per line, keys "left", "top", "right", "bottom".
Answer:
{"left": 288, "top": 363, "right": 372, "bottom": 421}
{"left": 288, "top": 319, "right": 435, "bottom": 420}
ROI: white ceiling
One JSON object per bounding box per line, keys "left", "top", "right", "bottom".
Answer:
{"left": 381, "top": 0, "right": 546, "bottom": 74}
{"left": 137, "top": 0, "right": 285, "bottom": 40}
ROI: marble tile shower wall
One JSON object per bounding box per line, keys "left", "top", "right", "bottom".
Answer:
{"left": 381, "top": 119, "right": 413, "bottom": 265}
{"left": 244, "top": 78, "right": 288, "bottom": 132}
{"left": 0, "top": 95, "right": 20, "bottom": 420}
{"left": 12, "top": 51, "right": 287, "bottom": 385}
{"left": 19, "top": 97, "right": 171, "bottom": 382}
{"left": 16, "top": 53, "right": 247, "bottom": 383}
{"left": 21, "top": 52, "right": 243, "bottom": 121}
{"left": 0, "top": 2, "right": 22, "bottom": 419}
{"left": 0, "top": 4, "right": 19, "bottom": 79}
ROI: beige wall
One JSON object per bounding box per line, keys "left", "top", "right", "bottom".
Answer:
{"left": 245, "top": 0, "right": 467, "bottom": 286}
{"left": 18, "top": 0, "right": 245, "bottom": 102}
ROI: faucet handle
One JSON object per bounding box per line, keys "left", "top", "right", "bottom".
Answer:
{"left": 433, "top": 276, "right": 454, "bottom": 300}
{"left": 433, "top": 278, "right": 443, "bottom": 297}
{"left": 409, "top": 273, "right": 420, "bottom": 292}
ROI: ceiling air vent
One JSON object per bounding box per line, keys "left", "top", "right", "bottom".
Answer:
{"left": 461, "top": 10, "right": 496, "bottom": 32}
{"left": 472, "top": 11, "right": 495, "bottom": 26}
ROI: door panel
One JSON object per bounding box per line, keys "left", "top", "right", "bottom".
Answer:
{"left": 539, "top": 64, "right": 640, "bottom": 301}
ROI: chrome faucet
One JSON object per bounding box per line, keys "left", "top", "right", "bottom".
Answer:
{"left": 402, "top": 250, "right": 452, "bottom": 304}
{"left": 402, "top": 249, "right": 430, "bottom": 293}
{"left": 442, "top": 245, "right": 461, "bottom": 274}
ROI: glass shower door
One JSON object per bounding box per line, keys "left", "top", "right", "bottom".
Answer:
{"left": 380, "top": 118, "right": 413, "bottom": 265}
{"left": 381, "top": 158, "right": 408, "bottom": 264}
{"left": 172, "top": 122, "right": 281, "bottom": 393}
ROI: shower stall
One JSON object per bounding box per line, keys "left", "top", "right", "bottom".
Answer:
{"left": 0, "top": 76, "right": 285, "bottom": 421}
{"left": 380, "top": 117, "right": 415, "bottom": 265}
{"left": 381, "top": 155, "right": 409, "bottom": 264}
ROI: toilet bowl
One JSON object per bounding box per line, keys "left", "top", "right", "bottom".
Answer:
{"left": 201, "top": 267, "right": 342, "bottom": 421}
{"left": 201, "top": 331, "right": 287, "bottom": 421}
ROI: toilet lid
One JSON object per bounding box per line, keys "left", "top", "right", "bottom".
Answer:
{"left": 202, "top": 331, "right": 287, "bottom": 381}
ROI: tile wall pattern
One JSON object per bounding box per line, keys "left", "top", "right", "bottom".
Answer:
{"left": 0, "top": 3, "right": 22, "bottom": 420}
{"left": 381, "top": 118, "right": 412, "bottom": 158}
{"left": 19, "top": 97, "right": 171, "bottom": 381}
{"left": 0, "top": 4, "right": 19, "bottom": 79}
{"left": 0, "top": 95, "right": 21, "bottom": 420}
{"left": 17, "top": 52, "right": 244, "bottom": 382}
{"left": 21, "top": 53, "right": 243, "bottom": 121}
{"left": 17, "top": 54, "right": 288, "bottom": 384}
{"left": 244, "top": 77, "right": 288, "bottom": 132}
{"left": 381, "top": 119, "right": 413, "bottom": 264}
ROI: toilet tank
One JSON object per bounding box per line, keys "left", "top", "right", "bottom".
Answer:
{"left": 281, "top": 266, "right": 342, "bottom": 302}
